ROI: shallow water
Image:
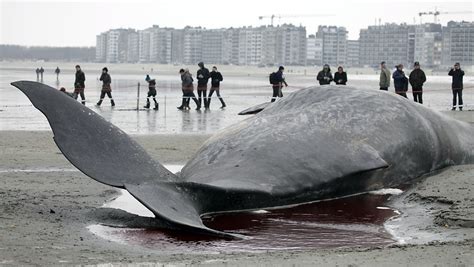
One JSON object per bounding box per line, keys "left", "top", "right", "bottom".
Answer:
{"left": 1, "top": 66, "right": 473, "bottom": 134}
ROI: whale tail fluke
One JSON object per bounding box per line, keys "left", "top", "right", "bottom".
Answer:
{"left": 11, "top": 81, "right": 235, "bottom": 237}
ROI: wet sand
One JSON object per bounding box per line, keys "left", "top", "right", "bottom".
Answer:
{"left": 1, "top": 123, "right": 473, "bottom": 265}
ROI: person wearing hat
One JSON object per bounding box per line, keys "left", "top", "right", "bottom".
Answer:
{"left": 196, "top": 62, "right": 210, "bottom": 109}
{"left": 96, "top": 67, "right": 115, "bottom": 107}
{"left": 409, "top": 62, "right": 426, "bottom": 104}
{"left": 73, "top": 65, "right": 86, "bottom": 105}
{"left": 449, "top": 62, "right": 465, "bottom": 111}
{"left": 144, "top": 74, "right": 158, "bottom": 110}
{"left": 392, "top": 64, "right": 408, "bottom": 98}
{"left": 379, "top": 61, "right": 391, "bottom": 90}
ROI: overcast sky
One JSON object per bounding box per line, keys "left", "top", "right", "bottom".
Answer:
{"left": 1, "top": 0, "right": 472, "bottom": 47}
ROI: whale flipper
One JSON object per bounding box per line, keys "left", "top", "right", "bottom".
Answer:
{"left": 11, "top": 81, "right": 176, "bottom": 187}
{"left": 238, "top": 102, "right": 272, "bottom": 115}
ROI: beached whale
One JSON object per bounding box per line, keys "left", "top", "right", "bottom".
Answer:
{"left": 11, "top": 81, "right": 474, "bottom": 238}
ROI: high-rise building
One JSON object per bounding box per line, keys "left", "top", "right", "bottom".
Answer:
{"left": 359, "top": 23, "right": 415, "bottom": 68}
{"left": 202, "top": 29, "right": 226, "bottom": 64}
{"left": 148, "top": 26, "right": 173, "bottom": 64}
{"left": 95, "top": 33, "right": 107, "bottom": 62}
{"left": 138, "top": 29, "right": 151, "bottom": 62}
{"left": 127, "top": 31, "right": 139, "bottom": 63}
{"left": 414, "top": 24, "right": 443, "bottom": 68}
{"left": 316, "top": 26, "right": 347, "bottom": 67}
{"left": 442, "top": 21, "right": 474, "bottom": 67}
{"left": 346, "top": 40, "right": 360, "bottom": 67}
{"left": 279, "top": 25, "right": 307, "bottom": 66}
{"left": 238, "top": 27, "right": 263, "bottom": 65}
{"left": 171, "top": 29, "right": 184, "bottom": 64}
{"left": 306, "top": 35, "right": 323, "bottom": 66}
{"left": 183, "top": 27, "right": 203, "bottom": 64}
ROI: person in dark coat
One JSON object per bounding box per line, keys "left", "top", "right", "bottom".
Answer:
{"left": 196, "top": 62, "right": 210, "bottom": 109}
{"left": 178, "top": 69, "right": 200, "bottom": 110}
{"left": 96, "top": 67, "right": 115, "bottom": 107}
{"left": 449, "top": 62, "right": 465, "bottom": 111}
{"left": 392, "top": 64, "right": 408, "bottom": 98}
{"left": 144, "top": 74, "right": 158, "bottom": 110}
{"left": 409, "top": 62, "right": 426, "bottom": 104}
{"left": 334, "top": 66, "right": 347, "bottom": 85}
{"left": 208, "top": 66, "right": 226, "bottom": 109}
{"left": 73, "top": 65, "right": 86, "bottom": 105}
{"left": 271, "top": 66, "right": 288, "bottom": 102}
{"left": 55, "top": 66, "right": 61, "bottom": 81}
{"left": 317, "top": 64, "right": 333, "bottom": 85}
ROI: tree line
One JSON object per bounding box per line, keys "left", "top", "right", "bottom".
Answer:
{"left": 0, "top": 45, "right": 95, "bottom": 62}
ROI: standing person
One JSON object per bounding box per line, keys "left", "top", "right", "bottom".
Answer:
{"left": 270, "top": 66, "right": 288, "bottom": 102}
{"left": 178, "top": 69, "right": 200, "bottom": 110}
{"left": 317, "top": 64, "right": 333, "bottom": 85}
{"left": 96, "top": 67, "right": 115, "bottom": 107}
{"left": 196, "top": 62, "right": 210, "bottom": 109}
{"left": 39, "top": 67, "right": 44, "bottom": 83}
{"left": 334, "top": 66, "right": 347, "bottom": 85}
{"left": 144, "top": 74, "right": 158, "bottom": 110}
{"left": 35, "top": 68, "right": 40, "bottom": 81}
{"left": 379, "top": 61, "right": 391, "bottom": 90}
{"left": 449, "top": 62, "right": 465, "bottom": 111}
{"left": 409, "top": 62, "right": 426, "bottom": 104}
{"left": 55, "top": 67, "right": 61, "bottom": 81}
{"left": 208, "top": 66, "right": 226, "bottom": 109}
{"left": 73, "top": 65, "right": 86, "bottom": 105}
{"left": 392, "top": 64, "right": 408, "bottom": 98}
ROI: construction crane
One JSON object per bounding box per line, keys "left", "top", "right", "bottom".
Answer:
{"left": 418, "top": 8, "right": 473, "bottom": 24}
{"left": 258, "top": 14, "right": 335, "bottom": 26}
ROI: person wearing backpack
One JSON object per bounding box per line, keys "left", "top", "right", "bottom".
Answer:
{"left": 270, "top": 66, "right": 288, "bottom": 102}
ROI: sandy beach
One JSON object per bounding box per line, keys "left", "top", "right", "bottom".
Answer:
{"left": 1, "top": 120, "right": 473, "bottom": 265}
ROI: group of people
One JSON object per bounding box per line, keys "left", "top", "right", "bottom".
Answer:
{"left": 271, "top": 62, "right": 466, "bottom": 111}
{"left": 171, "top": 62, "right": 226, "bottom": 110}
{"left": 57, "top": 61, "right": 466, "bottom": 111}
{"left": 380, "top": 61, "right": 465, "bottom": 110}
{"left": 59, "top": 65, "right": 115, "bottom": 107}
{"left": 143, "top": 62, "right": 227, "bottom": 111}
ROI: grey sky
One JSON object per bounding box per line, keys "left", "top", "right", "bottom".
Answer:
{"left": 1, "top": 0, "right": 472, "bottom": 47}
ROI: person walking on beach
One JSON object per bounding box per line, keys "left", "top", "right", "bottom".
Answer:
{"left": 73, "top": 65, "right": 86, "bottom": 105}
{"left": 317, "top": 64, "right": 333, "bottom": 85}
{"left": 409, "top": 62, "right": 426, "bottom": 104}
{"left": 379, "top": 61, "right": 391, "bottom": 91}
{"left": 96, "top": 67, "right": 115, "bottom": 107}
{"left": 208, "top": 66, "right": 226, "bottom": 109}
{"left": 197, "top": 62, "right": 210, "bottom": 109}
{"left": 334, "top": 66, "right": 347, "bottom": 85}
{"left": 178, "top": 69, "right": 200, "bottom": 110}
{"left": 392, "top": 64, "right": 408, "bottom": 98}
{"left": 449, "top": 62, "right": 465, "bottom": 111}
{"left": 55, "top": 67, "right": 61, "bottom": 81}
{"left": 144, "top": 74, "right": 158, "bottom": 110}
{"left": 39, "top": 67, "right": 44, "bottom": 83}
{"left": 270, "top": 66, "right": 288, "bottom": 102}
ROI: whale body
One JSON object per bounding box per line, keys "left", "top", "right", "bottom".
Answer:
{"left": 11, "top": 81, "right": 474, "bottom": 238}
